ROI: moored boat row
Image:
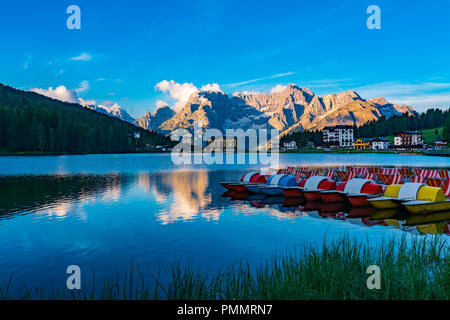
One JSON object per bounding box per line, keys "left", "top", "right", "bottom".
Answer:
{"left": 220, "top": 166, "right": 450, "bottom": 215}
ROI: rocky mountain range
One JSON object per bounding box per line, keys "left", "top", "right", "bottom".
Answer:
{"left": 134, "top": 106, "right": 176, "bottom": 133}
{"left": 57, "top": 83, "right": 417, "bottom": 134}
{"left": 143, "top": 84, "right": 415, "bottom": 134}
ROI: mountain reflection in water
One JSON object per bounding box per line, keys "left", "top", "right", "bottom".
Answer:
{"left": 1, "top": 169, "right": 449, "bottom": 236}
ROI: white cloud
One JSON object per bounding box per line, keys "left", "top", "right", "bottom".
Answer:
{"left": 155, "top": 80, "right": 223, "bottom": 111}
{"left": 97, "top": 102, "right": 121, "bottom": 113}
{"left": 78, "top": 97, "right": 97, "bottom": 106}
{"left": 200, "top": 83, "right": 222, "bottom": 92}
{"left": 30, "top": 84, "right": 131, "bottom": 119}
{"left": 356, "top": 81, "right": 450, "bottom": 112}
{"left": 70, "top": 53, "right": 92, "bottom": 61}
{"left": 75, "top": 80, "right": 90, "bottom": 93}
{"left": 156, "top": 100, "right": 169, "bottom": 109}
{"left": 30, "top": 85, "right": 78, "bottom": 104}
{"left": 270, "top": 84, "right": 287, "bottom": 94}
{"left": 226, "top": 72, "right": 295, "bottom": 88}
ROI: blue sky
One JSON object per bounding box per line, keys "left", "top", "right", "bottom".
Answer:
{"left": 1, "top": 0, "right": 450, "bottom": 118}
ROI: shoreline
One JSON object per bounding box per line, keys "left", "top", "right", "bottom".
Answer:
{"left": 0, "top": 150, "right": 171, "bottom": 157}
{"left": 283, "top": 149, "right": 426, "bottom": 155}
{"left": 0, "top": 149, "right": 447, "bottom": 157}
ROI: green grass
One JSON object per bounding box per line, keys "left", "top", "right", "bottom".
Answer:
{"left": 1, "top": 236, "right": 448, "bottom": 300}
{"left": 383, "top": 127, "right": 443, "bottom": 145}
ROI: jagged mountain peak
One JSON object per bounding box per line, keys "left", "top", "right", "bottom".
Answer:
{"left": 370, "top": 96, "right": 389, "bottom": 106}
{"left": 135, "top": 104, "right": 176, "bottom": 132}
{"left": 283, "top": 84, "right": 313, "bottom": 96}
{"left": 152, "top": 105, "right": 174, "bottom": 116}
{"left": 130, "top": 83, "right": 416, "bottom": 134}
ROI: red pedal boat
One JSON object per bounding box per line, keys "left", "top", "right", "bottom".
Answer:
{"left": 320, "top": 178, "right": 382, "bottom": 206}
{"left": 220, "top": 171, "right": 266, "bottom": 192}
{"left": 302, "top": 176, "right": 337, "bottom": 201}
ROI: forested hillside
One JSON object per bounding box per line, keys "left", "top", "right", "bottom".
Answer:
{"left": 0, "top": 84, "right": 171, "bottom": 154}
{"left": 355, "top": 108, "right": 448, "bottom": 138}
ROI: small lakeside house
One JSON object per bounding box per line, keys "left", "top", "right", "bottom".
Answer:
{"left": 372, "top": 138, "right": 390, "bottom": 150}
{"left": 394, "top": 131, "right": 424, "bottom": 150}
{"left": 434, "top": 139, "right": 448, "bottom": 150}
{"left": 283, "top": 140, "right": 297, "bottom": 150}
{"left": 353, "top": 138, "right": 372, "bottom": 150}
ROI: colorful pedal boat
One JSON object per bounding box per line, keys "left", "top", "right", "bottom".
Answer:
{"left": 368, "top": 183, "right": 445, "bottom": 211}
{"left": 402, "top": 199, "right": 450, "bottom": 214}
{"left": 219, "top": 182, "right": 249, "bottom": 193}
{"left": 256, "top": 174, "right": 298, "bottom": 196}
{"left": 320, "top": 178, "right": 382, "bottom": 206}
{"left": 302, "top": 176, "right": 336, "bottom": 201}
{"left": 219, "top": 171, "right": 266, "bottom": 192}
{"left": 282, "top": 186, "right": 304, "bottom": 198}
{"left": 347, "top": 193, "right": 380, "bottom": 207}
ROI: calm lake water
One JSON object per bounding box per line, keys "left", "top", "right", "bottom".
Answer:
{"left": 0, "top": 153, "right": 449, "bottom": 294}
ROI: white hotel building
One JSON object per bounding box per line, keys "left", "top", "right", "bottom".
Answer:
{"left": 322, "top": 125, "right": 354, "bottom": 148}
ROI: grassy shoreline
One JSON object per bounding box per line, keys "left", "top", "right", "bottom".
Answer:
{"left": 283, "top": 148, "right": 425, "bottom": 155}
{"left": 1, "top": 236, "right": 448, "bottom": 300}
{"left": 0, "top": 150, "right": 171, "bottom": 156}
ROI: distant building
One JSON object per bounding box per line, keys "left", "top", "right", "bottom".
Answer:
{"left": 208, "top": 137, "right": 237, "bottom": 150}
{"left": 353, "top": 138, "right": 372, "bottom": 150}
{"left": 283, "top": 140, "right": 297, "bottom": 150}
{"left": 434, "top": 139, "right": 447, "bottom": 150}
{"left": 372, "top": 138, "right": 390, "bottom": 150}
{"left": 394, "top": 131, "right": 423, "bottom": 149}
{"left": 322, "top": 125, "right": 354, "bottom": 148}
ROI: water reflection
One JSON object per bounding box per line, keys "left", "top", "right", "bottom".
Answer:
{"left": 223, "top": 191, "right": 450, "bottom": 236}
{"left": 0, "top": 174, "right": 129, "bottom": 220}
{"left": 1, "top": 170, "right": 449, "bottom": 236}
{"left": 0, "top": 170, "right": 238, "bottom": 224}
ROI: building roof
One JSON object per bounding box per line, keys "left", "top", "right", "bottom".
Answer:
{"left": 323, "top": 125, "right": 354, "bottom": 130}
{"left": 395, "top": 130, "right": 422, "bottom": 135}
{"left": 371, "top": 138, "right": 389, "bottom": 142}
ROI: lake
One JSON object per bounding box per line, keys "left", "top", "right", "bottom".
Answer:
{"left": 0, "top": 153, "right": 449, "bottom": 295}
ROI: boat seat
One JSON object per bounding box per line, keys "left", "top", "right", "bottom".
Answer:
{"left": 398, "top": 183, "right": 424, "bottom": 200}
{"left": 304, "top": 176, "right": 327, "bottom": 190}
{"left": 242, "top": 171, "right": 259, "bottom": 183}
{"left": 343, "top": 178, "right": 373, "bottom": 194}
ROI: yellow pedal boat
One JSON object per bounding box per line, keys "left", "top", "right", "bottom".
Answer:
{"left": 368, "top": 183, "right": 445, "bottom": 212}
{"left": 402, "top": 199, "right": 450, "bottom": 214}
